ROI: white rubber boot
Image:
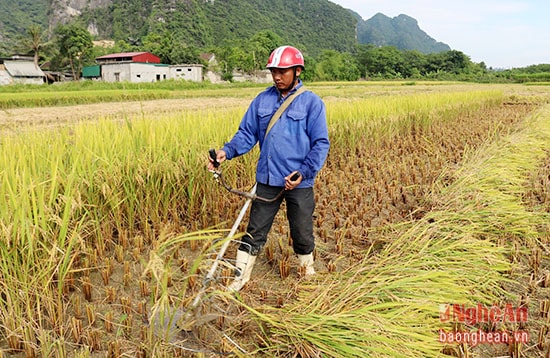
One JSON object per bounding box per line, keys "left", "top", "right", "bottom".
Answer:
{"left": 227, "top": 250, "right": 256, "bottom": 292}
{"left": 298, "top": 253, "right": 315, "bottom": 276}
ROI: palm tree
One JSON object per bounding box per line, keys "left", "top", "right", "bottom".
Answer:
{"left": 19, "top": 25, "right": 46, "bottom": 68}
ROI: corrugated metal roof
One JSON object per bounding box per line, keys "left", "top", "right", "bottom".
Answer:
{"left": 4, "top": 60, "right": 45, "bottom": 77}
{"left": 96, "top": 52, "right": 148, "bottom": 60}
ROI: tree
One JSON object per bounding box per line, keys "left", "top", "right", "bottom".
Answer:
{"left": 314, "top": 50, "right": 360, "bottom": 81}
{"left": 142, "top": 32, "right": 172, "bottom": 63}
{"left": 441, "top": 50, "right": 470, "bottom": 74}
{"left": 401, "top": 50, "right": 428, "bottom": 77}
{"left": 359, "top": 46, "right": 405, "bottom": 78}
{"left": 212, "top": 45, "right": 239, "bottom": 81}
{"left": 301, "top": 54, "right": 317, "bottom": 82}
{"left": 55, "top": 24, "right": 93, "bottom": 80}
{"left": 17, "top": 25, "right": 47, "bottom": 67}
{"left": 142, "top": 31, "right": 200, "bottom": 65}
{"left": 247, "top": 30, "right": 283, "bottom": 71}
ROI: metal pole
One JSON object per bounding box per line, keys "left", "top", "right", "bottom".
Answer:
{"left": 189, "top": 184, "right": 257, "bottom": 310}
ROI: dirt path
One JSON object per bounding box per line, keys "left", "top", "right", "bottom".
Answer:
{"left": 0, "top": 97, "right": 250, "bottom": 129}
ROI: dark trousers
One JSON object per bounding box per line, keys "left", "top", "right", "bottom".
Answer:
{"left": 239, "top": 183, "right": 315, "bottom": 256}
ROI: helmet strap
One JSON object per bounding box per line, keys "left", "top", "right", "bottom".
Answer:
{"left": 279, "top": 67, "right": 299, "bottom": 95}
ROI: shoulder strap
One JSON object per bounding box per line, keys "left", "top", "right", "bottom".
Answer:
{"left": 264, "top": 86, "right": 307, "bottom": 140}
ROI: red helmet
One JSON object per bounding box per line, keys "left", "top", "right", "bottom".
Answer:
{"left": 266, "top": 46, "right": 305, "bottom": 69}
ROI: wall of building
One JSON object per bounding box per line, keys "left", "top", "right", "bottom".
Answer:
{"left": 0, "top": 61, "right": 45, "bottom": 85}
{"left": 14, "top": 77, "right": 45, "bottom": 85}
{"left": 0, "top": 65, "right": 12, "bottom": 85}
{"left": 0, "top": 70, "right": 45, "bottom": 85}
{"left": 169, "top": 65, "right": 203, "bottom": 82}
{"left": 204, "top": 70, "right": 223, "bottom": 84}
{"left": 231, "top": 70, "right": 272, "bottom": 84}
{"left": 101, "top": 63, "right": 169, "bottom": 83}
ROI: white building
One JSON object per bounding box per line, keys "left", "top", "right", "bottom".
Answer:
{"left": 169, "top": 64, "right": 203, "bottom": 82}
{"left": 0, "top": 59, "right": 45, "bottom": 85}
{"left": 91, "top": 52, "right": 204, "bottom": 83}
{"left": 100, "top": 62, "right": 170, "bottom": 83}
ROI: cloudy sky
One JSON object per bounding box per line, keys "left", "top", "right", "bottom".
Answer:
{"left": 330, "top": 0, "right": 549, "bottom": 69}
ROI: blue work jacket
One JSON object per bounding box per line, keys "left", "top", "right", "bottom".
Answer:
{"left": 222, "top": 81, "right": 330, "bottom": 188}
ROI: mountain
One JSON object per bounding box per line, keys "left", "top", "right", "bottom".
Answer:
{"left": 0, "top": 0, "right": 450, "bottom": 58}
{"left": 0, "top": 0, "right": 49, "bottom": 55}
{"left": 49, "top": 0, "right": 358, "bottom": 58}
{"left": 357, "top": 13, "right": 451, "bottom": 53}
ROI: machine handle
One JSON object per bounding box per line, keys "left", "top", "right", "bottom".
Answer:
{"left": 290, "top": 172, "right": 301, "bottom": 181}
{"left": 209, "top": 148, "right": 220, "bottom": 168}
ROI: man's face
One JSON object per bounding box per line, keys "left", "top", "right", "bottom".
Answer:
{"left": 270, "top": 67, "right": 302, "bottom": 93}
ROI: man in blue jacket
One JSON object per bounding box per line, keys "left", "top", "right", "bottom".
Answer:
{"left": 208, "top": 45, "right": 330, "bottom": 291}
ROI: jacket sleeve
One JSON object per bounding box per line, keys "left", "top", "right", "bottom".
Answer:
{"left": 299, "top": 96, "right": 330, "bottom": 179}
{"left": 222, "top": 99, "right": 260, "bottom": 160}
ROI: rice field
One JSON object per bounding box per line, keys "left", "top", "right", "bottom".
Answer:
{"left": 0, "top": 81, "right": 549, "bottom": 357}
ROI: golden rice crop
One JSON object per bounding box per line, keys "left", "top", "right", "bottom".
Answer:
{"left": 247, "top": 99, "right": 550, "bottom": 357}
{"left": 0, "top": 82, "right": 547, "bottom": 356}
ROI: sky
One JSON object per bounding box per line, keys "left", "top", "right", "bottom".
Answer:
{"left": 330, "top": 0, "right": 549, "bottom": 69}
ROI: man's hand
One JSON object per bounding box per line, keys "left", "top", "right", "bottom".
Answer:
{"left": 207, "top": 149, "right": 227, "bottom": 171}
{"left": 284, "top": 171, "right": 302, "bottom": 190}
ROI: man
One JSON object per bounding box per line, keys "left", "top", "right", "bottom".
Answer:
{"left": 208, "top": 45, "right": 330, "bottom": 291}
